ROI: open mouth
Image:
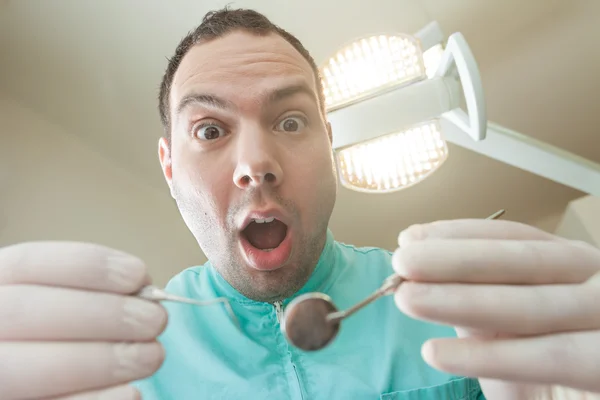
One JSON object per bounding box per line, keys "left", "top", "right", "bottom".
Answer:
{"left": 242, "top": 217, "right": 288, "bottom": 252}
{"left": 239, "top": 214, "right": 292, "bottom": 271}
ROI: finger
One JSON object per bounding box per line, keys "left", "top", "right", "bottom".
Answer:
{"left": 0, "top": 285, "right": 167, "bottom": 341}
{"left": 0, "top": 342, "right": 163, "bottom": 400}
{"left": 421, "top": 330, "right": 600, "bottom": 393}
{"left": 45, "top": 385, "right": 140, "bottom": 400}
{"left": 399, "top": 219, "right": 563, "bottom": 247}
{"left": 393, "top": 239, "right": 600, "bottom": 284}
{"left": 394, "top": 281, "right": 600, "bottom": 335}
{"left": 0, "top": 242, "right": 149, "bottom": 293}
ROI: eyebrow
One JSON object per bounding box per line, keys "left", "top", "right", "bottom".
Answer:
{"left": 267, "top": 83, "right": 318, "bottom": 105}
{"left": 175, "top": 93, "right": 235, "bottom": 116}
{"left": 175, "top": 82, "right": 318, "bottom": 116}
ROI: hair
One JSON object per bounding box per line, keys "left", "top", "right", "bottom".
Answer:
{"left": 158, "top": 7, "right": 325, "bottom": 141}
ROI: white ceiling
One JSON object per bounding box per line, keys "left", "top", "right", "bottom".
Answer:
{"left": 1, "top": 0, "right": 599, "bottom": 250}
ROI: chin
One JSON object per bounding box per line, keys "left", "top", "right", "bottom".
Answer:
{"left": 232, "top": 258, "right": 313, "bottom": 303}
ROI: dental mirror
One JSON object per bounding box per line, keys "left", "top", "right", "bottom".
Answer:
{"left": 281, "top": 293, "right": 340, "bottom": 351}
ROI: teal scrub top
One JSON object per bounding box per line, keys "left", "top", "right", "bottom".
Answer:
{"left": 135, "top": 230, "right": 484, "bottom": 399}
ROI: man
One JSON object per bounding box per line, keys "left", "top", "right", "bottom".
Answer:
{"left": 1, "top": 7, "right": 599, "bottom": 400}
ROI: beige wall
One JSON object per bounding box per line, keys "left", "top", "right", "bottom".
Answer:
{"left": 0, "top": 94, "right": 205, "bottom": 286}
{"left": 555, "top": 195, "right": 600, "bottom": 246}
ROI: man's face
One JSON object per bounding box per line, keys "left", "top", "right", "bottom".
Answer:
{"left": 159, "top": 31, "right": 337, "bottom": 302}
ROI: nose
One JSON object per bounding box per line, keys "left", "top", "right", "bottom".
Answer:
{"left": 233, "top": 126, "right": 283, "bottom": 190}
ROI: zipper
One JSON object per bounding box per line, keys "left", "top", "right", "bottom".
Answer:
{"left": 274, "top": 301, "right": 284, "bottom": 323}
{"left": 292, "top": 364, "right": 305, "bottom": 399}
{"left": 274, "top": 301, "right": 304, "bottom": 399}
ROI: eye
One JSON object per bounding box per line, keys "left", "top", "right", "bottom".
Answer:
{"left": 192, "top": 123, "right": 227, "bottom": 141}
{"left": 276, "top": 116, "right": 307, "bottom": 133}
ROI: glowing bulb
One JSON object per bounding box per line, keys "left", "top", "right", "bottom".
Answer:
{"left": 335, "top": 121, "right": 448, "bottom": 193}
{"left": 322, "top": 34, "right": 426, "bottom": 110}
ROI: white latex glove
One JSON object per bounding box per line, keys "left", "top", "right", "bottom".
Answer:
{"left": 0, "top": 242, "right": 168, "bottom": 400}
{"left": 392, "top": 219, "right": 600, "bottom": 400}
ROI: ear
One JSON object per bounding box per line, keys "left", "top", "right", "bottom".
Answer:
{"left": 326, "top": 121, "right": 333, "bottom": 143}
{"left": 158, "top": 137, "right": 175, "bottom": 198}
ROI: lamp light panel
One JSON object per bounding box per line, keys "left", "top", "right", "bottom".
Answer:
{"left": 335, "top": 121, "right": 448, "bottom": 193}
{"left": 321, "top": 34, "right": 426, "bottom": 111}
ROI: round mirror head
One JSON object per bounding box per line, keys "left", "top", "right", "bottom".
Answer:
{"left": 281, "top": 293, "right": 341, "bottom": 351}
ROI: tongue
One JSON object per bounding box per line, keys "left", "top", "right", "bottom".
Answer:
{"left": 243, "top": 220, "right": 287, "bottom": 250}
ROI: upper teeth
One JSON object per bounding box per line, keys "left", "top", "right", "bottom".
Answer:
{"left": 253, "top": 217, "right": 275, "bottom": 224}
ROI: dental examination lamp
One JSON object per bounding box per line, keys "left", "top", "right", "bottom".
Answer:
{"left": 324, "top": 22, "right": 600, "bottom": 195}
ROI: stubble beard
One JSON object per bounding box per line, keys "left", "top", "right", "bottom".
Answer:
{"left": 213, "top": 196, "right": 329, "bottom": 303}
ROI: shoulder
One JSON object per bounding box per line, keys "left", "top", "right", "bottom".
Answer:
{"left": 333, "top": 239, "right": 394, "bottom": 269}
{"left": 162, "top": 263, "right": 211, "bottom": 296}
{"left": 335, "top": 239, "right": 393, "bottom": 257}
{"left": 327, "top": 239, "right": 396, "bottom": 290}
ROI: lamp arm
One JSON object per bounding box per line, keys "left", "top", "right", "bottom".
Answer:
{"left": 441, "top": 110, "right": 600, "bottom": 196}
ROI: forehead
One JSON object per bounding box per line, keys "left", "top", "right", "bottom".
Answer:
{"left": 170, "top": 31, "right": 318, "bottom": 113}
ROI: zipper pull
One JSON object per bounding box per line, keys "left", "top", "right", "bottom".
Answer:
{"left": 274, "top": 301, "right": 284, "bottom": 323}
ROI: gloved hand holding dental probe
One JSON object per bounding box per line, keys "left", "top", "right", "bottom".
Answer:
{"left": 0, "top": 242, "right": 167, "bottom": 400}
{"left": 392, "top": 218, "right": 600, "bottom": 400}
